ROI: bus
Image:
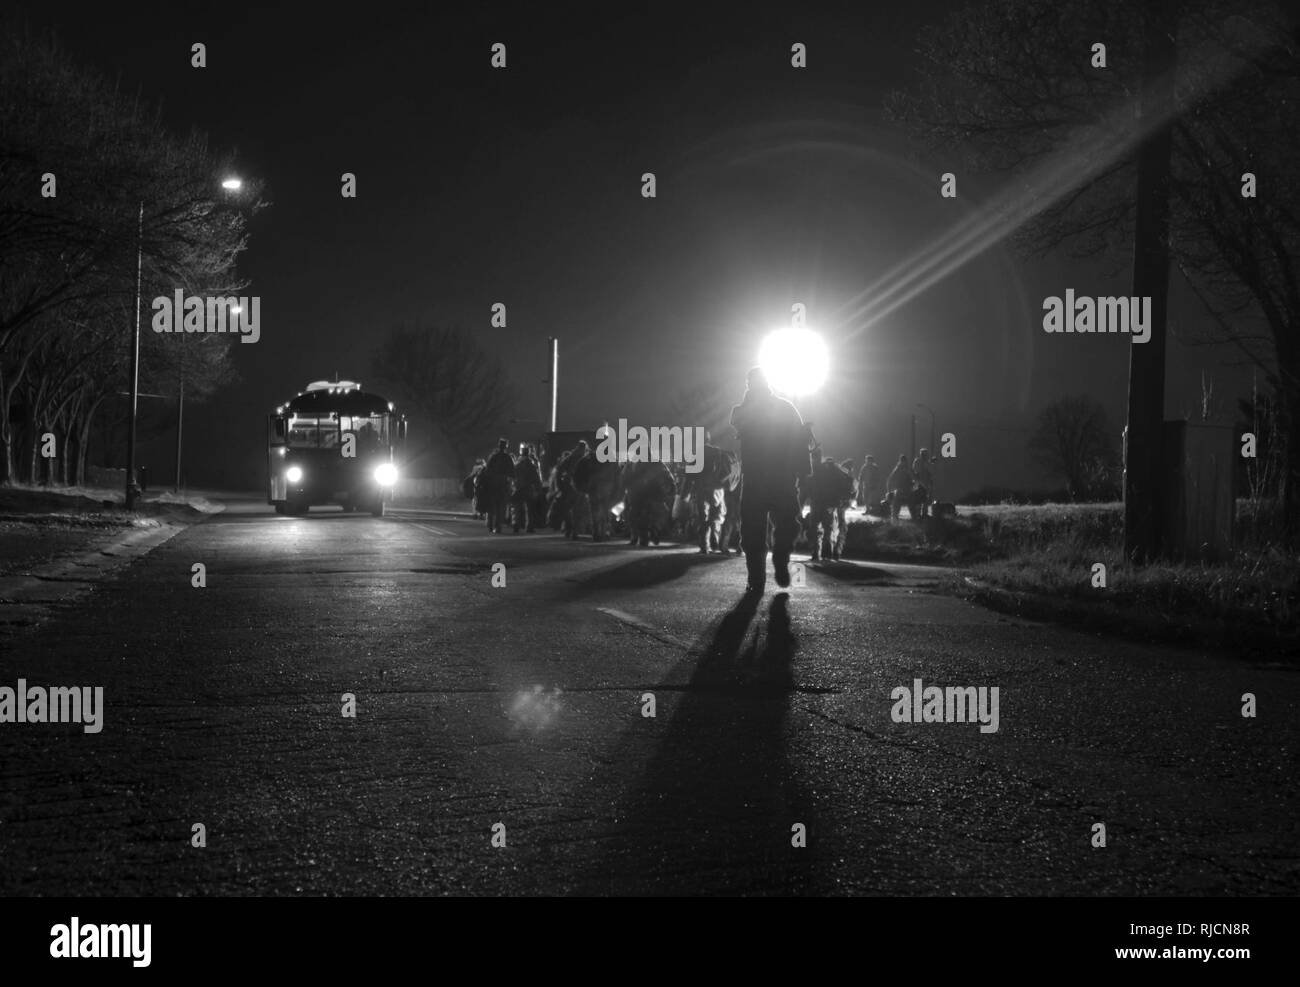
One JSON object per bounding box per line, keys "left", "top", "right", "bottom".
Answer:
{"left": 267, "top": 379, "right": 407, "bottom": 515}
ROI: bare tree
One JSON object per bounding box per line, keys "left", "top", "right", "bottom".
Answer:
{"left": 1028, "top": 395, "right": 1118, "bottom": 500}
{"left": 0, "top": 24, "right": 264, "bottom": 484}
{"left": 887, "top": 0, "right": 1300, "bottom": 545}
{"left": 370, "top": 326, "right": 512, "bottom": 475}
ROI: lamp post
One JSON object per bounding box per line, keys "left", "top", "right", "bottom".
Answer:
{"left": 128, "top": 176, "right": 243, "bottom": 504}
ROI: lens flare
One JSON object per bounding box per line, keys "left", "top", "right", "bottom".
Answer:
{"left": 759, "top": 328, "right": 828, "bottom": 396}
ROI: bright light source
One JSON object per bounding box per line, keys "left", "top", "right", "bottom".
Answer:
{"left": 286, "top": 466, "right": 303, "bottom": 483}
{"left": 758, "top": 328, "right": 829, "bottom": 396}
{"left": 230, "top": 305, "right": 242, "bottom": 315}
{"left": 373, "top": 463, "right": 398, "bottom": 486}
{"left": 221, "top": 178, "right": 243, "bottom": 190}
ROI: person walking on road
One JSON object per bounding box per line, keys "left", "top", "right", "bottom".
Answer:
{"left": 729, "top": 367, "right": 813, "bottom": 594}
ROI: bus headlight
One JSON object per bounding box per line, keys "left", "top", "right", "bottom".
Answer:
{"left": 286, "top": 466, "right": 303, "bottom": 483}
{"left": 374, "top": 463, "right": 398, "bottom": 486}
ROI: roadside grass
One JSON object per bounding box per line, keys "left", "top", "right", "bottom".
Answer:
{"left": 0, "top": 481, "right": 221, "bottom": 515}
{"left": 0, "top": 481, "right": 218, "bottom": 578}
{"left": 843, "top": 500, "right": 1298, "bottom": 647}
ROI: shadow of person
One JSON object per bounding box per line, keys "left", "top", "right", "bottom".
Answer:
{"left": 571, "top": 589, "right": 829, "bottom": 895}
{"left": 570, "top": 551, "right": 722, "bottom": 596}
{"left": 757, "top": 593, "right": 797, "bottom": 694}
{"left": 693, "top": 591, "right": 762, "bottom": 686}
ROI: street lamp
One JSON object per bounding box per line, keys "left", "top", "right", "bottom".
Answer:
{"left": 153, "top": 176, "right": 244, "bottom": 499}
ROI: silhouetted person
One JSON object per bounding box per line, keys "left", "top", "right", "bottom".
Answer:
{"left": 809, "top": 456, "right": 854, "bottom": 561}
{"left": 858, "top": 455, "right": 882, "bottom": 514}
{"left": 912, "top": 448, "right": 934, "bottom": 518}
{"left": 684, "top": 435, "right": 730, "bottom": 553}
{"left": 463, "top": 457, "right": 487, "bottom": 518}
{"left": 886, "top": 453, "right": 912, "bottom": 521}
{"left": 483, "top": 438, "right": 515, "bottom": 533}
{"left": 729, "top": 367, "right": 812, "bottom": 593}
{"left": 512, "top": 446, "right": 543, "bottom": 532}
{"left": 623, "top": 455, "right": 676, "bottom": 546}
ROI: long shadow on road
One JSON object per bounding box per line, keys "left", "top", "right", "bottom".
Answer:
{"left": 567, "top": 549, "right": 732, "bottom": 595}
{"left": 573, "top": 591, "right": 833, "bottom": 895}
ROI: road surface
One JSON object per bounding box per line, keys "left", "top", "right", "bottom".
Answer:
{"left": 0, "top": 494, "right": 1295, "bottom": 895}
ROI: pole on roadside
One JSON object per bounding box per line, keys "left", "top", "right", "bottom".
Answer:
{"left": 548, "top": 336, "right": 558, "bottom": 432}
{"left": 1122, "top": 0, "right": 1176, "bottom": 563}
{"left": 174, "top": 373, "right": 184, "bottom": 493}
{"left": 125, "top": 201, "right": 143, "bottom": 511}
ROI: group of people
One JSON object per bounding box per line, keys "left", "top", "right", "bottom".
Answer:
{"left": 458, "top": 367, "right": 937, "bottom": 594}
{"left": 860, "top": 450, "right": 938, "bottom": 521}
{"left": 462, "top": 439, "right": 722, "bottom": 548}
{"left": 798, "top": 449, "right": 939, "bottom": 560}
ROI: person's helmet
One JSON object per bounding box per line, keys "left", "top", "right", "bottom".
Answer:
{"left": 745, "top": 366, "right": 769, "bottom": 391}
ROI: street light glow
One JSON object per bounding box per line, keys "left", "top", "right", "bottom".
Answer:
{"left": 221, "top": 177, "right": 243, "bottom": 190}
{"left": 758, "top": 328, "right": 829, "bottom": 396}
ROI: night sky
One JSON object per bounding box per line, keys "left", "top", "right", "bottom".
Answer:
{"left": 12, "top": 0, "right": 1253, "bottom": 494}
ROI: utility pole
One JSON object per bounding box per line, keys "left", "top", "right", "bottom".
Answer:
{"left": 173, "top": 373, "right": 184, "bottom": 493}
{"left": 1123, "top": 0, "right": 1176, "bottom": 563}
{"left": 125, "top": 201, "right": 143, "bottom": 511}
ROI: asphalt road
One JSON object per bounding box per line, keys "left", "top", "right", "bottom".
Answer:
{"left": 1, "top": 494, "right": 1295, "bottom": 896}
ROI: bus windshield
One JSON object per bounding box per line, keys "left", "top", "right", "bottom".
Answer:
{"left": 286, "top": 414, "right": 389, "bottom": 449}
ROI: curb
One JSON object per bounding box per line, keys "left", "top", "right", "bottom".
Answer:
{"left": 0, "top": 514, "right": 201, "bottom": 633}
{"left": 953, "top": 575, "right": 1299, "bottom": 662}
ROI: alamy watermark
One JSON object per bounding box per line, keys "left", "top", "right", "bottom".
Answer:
{"left": 890, "top": 678, "right": 999, "bottom": 733}
{"left": 595, "top": 419, "right": 705, "bottom": 473}
{"left": 0, "top": 679, "right": 103, "bottom": 733}
{"left": 1042, "top": 290, "right": 1151, "bottom": 344}
{"left": 151, "top": 290, "right": 260, "bottom": 343}
{"left": 50, "top": 917, "right": 150, "bottom": 967}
